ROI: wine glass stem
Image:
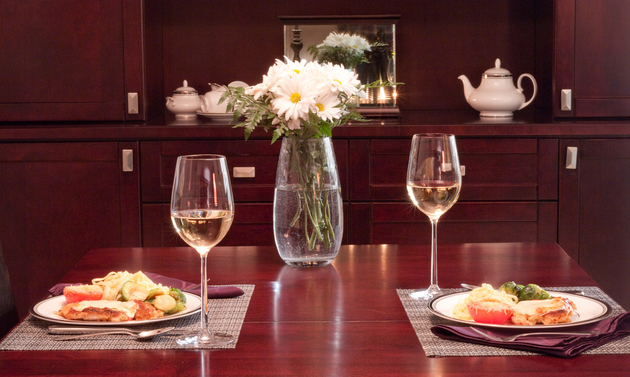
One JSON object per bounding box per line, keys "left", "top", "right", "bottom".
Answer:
{"left": 199, "top": 252, "right": 211, "bottom": 340}
{"left": 429, "top": 218, "right": 439, "bottom": 289}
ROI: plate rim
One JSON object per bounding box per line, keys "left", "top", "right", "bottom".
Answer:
{"left": 29, "top": 292, "right": 201, "bottom": 326}
{"left": 427, "top": 290, "right": 612, "bottom": 329}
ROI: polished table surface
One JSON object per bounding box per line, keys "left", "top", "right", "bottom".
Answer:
{"left": 1, "top": 242, "right": 629, "bottom": 376}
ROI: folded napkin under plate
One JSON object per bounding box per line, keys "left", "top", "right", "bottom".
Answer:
{"left": 49, "top": 272, "right": 244, "bottom": 299}
{"left": 431, "top": 312, "right": 630, "bottom": 358}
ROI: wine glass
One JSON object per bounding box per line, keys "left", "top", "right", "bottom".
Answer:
{"left": 170, "top": 154, "right": 235, "bottom": 346}
{"left": 406, "top": 134, "right": 461, "bottom": 300}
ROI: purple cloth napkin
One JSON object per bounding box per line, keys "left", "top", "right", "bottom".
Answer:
{"left": 49, "top": 272, "right": 244, "bottom": 299}
{"left": 431, "top": 312, "right": 630, "bottom": 358}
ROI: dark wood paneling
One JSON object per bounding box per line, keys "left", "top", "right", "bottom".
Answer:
{"left": 0, "top": 0, "right": 124, "bottom": 121}
{"left": 0, "top": 142, "right": 137, "bottom": 318}
{"left": 118, "top": 142, "right": 141, "bottom": 246}
{"left": 141, "top": 139, "right": 348, "bottom": 203}
{"left": 558, "top": 139, "right": 581, "bottom": 261}
{"left": 161, "top": 1, "right": 548, "bottom": 116}
{"left": 348, "top": 139, "right": 371, "bottom": 202}
{"left": 576, "top": 139, "right": 630, "bottom": 310}
{"left": 369, "top": 138, "right": 540, "bottom": 202}
{"left": 370, "top": 202, "right": 542, "bottom": 244}
{"left": 555, "top": 0, "right": 630, "bottom": 118}
{"left": 553, "top": 0, "right": 576, "bottom": 117}
{"left": 348, "top": 202, "right": 371, "bottom": 244}
{"left": 538, "top": 138, "right": 558, "bottom": 200}
{"left": 142, "top": 202, "right": 349, "bottom": 247}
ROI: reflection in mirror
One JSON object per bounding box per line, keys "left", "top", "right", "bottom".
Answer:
{"left": 281, "top": 16, "right": 399, "bottom": 110}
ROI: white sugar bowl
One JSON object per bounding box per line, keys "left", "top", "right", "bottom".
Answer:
{"left": 165, "top": 80, "right": 202, "bottom": 119}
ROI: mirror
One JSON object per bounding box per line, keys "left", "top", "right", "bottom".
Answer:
{"left": 280, "top": 15, "right": 400, "bottom": 111}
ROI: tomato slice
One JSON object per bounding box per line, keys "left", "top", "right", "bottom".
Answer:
{"left": 63, "top": 285, "right": 104, "bottom": 303}
{"left": 466, "top": 301, "right": 514, "bottom": 325}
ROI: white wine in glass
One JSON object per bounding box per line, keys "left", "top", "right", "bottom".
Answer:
{"left": 406, "top": 134, "right": 461, "bottom": 300}
{"left": 170, "top": 154, "right": 235, "bottom": 346}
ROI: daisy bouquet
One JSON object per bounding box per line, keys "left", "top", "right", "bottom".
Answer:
{"left": 221, "top": 58, "right": 376, "bottom": 251}
{"left": 221, "top": 57, "right": 371, "bottom": 143}
{"left": 307, "top": 32, "right": 372, "bottom": 69}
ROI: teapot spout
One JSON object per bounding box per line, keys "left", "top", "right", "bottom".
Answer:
{"left": 458, "top": 75, "right": 475, "bottom": 102}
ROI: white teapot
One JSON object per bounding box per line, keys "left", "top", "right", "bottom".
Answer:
{"left": 165, "top": 80, "right": 202, "bottom": 119}
{"left": 458, "top": 59, "right": 537, "bottom": 118}
{"left": 200, "top": 83, "right": 228, "bottom": 114}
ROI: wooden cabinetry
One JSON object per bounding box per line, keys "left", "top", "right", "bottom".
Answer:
{"left": 0, "top": 0, "right": 163, "bottom": 122}
{"left": 139, "top": 139, "right": 349, "bottom": 247}
{"left": 554, "top": 0, "right": 630, "bottom": 118}
{"left": 559, "top": 138, "right": 630, "bottom": 310}
{"left": 0, "top": 142, "right": 140, "bottom": 318}
{"left": 347, "top": 138, "right": 559, "bottom": 245}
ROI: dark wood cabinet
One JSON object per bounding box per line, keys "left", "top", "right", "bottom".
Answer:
{"left": 0, "top": 0, "right": 163, "bottom": 122}
{"left": 0, "top": 142, "right": 140, "bottom": 318}
{"left": 347, "top": 138, "right": 558, "bottom": 245}
{"left": 139, "top": 139, "right": 349, "bottom": 247}
{"left": 554, "top": 0, "right": 630, "bottom": 118}
{"left": 559, "top": 139, "right": 630, "bottom": 310}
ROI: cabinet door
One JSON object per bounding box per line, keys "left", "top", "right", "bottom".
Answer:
{"left": 0, "top": 0, "right": 161, "bottom": 121}
{"left": 0, "top": 142, "right": 140, "bottom": 318}
{"left": 554, "top": 0, "right": 630, "bottom": 117}
{"left": 348, "top": 138, "right": 558, "bottom": 245}
{"left": 559, "top": 139, "right": 630, "bottom": 310}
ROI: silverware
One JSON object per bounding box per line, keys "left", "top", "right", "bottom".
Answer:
{"left": 470, "top": 326, "right": 597, "bottom": 342}
{"left": 49, "top": 325, "right": 174, "bottom": 341}
{"left": 460, "top": 283, "right": 584, "bottom": 296}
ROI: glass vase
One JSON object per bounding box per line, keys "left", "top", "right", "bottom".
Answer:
{"left": 273, "top": 137, "right": 343, "bottom": 267}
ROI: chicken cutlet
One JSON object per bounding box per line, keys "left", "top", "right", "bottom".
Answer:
{"left": 55, "top": 300, "right": 162, "bottom": 322}
{"left": 510, "top": 296, "right": 577, "bottom": 325}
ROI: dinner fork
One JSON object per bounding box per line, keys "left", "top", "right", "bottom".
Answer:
{"left": 470, "top": 327, "right": 598, "bottom": 342}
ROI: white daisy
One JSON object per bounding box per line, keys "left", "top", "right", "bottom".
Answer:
{"left": 271, "top": 73, "right": 317, "bottom": 122}
{"left": 313, "top": 91, "right": 342, "bottom": 121}
{"left": 327, "top": 64, "right": 363, "bottom": 97}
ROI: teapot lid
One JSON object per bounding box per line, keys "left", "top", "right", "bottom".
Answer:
{"left": 173, "top": 80, "right": 198, "bottom": 95}
{"left": 483, "top": 59, "right": 512, "bottom": 78}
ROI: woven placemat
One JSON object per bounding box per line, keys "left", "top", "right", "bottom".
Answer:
{"left": 398, "top": 286, "right": 629, "bottom": 357}
{"left": 0, "top": 284, "right": 254, "bottom": 350}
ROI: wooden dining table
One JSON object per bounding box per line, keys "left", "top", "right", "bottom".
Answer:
{"left": 1, "top": 242, "right": 629, "bottom": 376}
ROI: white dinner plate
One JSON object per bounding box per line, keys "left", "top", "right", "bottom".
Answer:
{"left": 30, "top": 292, "right": 201, "bottom": 326}
{"left": 197, "top": 111, "right": 234, "bottom": 122}
{"left": 428, "top": 291, "right": 611, "bottom": 329}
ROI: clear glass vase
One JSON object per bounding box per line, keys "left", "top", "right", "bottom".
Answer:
{"left": 273, "top": 137, "right": 343, "bottom": 267}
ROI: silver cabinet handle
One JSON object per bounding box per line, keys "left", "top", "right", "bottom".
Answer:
{"left": 127, "top": 92, "right": 139, "bottom": 114}
{"left": 566, "top": 146, "right": 578, "bottom": 169}
{"left": 460, "top": 165, "right": 466, "bottom": 176}
{"left": 122, "top": 149, "right": 133, "bottom": 172}
{"left": 561, "top": 89, "right": 572, "bottom": 111}
{"left": 233, "top": 167, "right": 255, "bottom": 178}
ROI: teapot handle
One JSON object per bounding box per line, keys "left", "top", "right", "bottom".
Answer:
{"left": 517, "top": 73, "right": 538, "bottom": 110}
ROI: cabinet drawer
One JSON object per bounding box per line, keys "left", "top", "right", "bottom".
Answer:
{"left": 142, "top": 202, "right": 349, "bottom": 247}
{"left": 141, "top": 140, "right": 348, "bottom": 203}
{"left": 365, "top": 138, "right": 548, "bottom": 202}
{"left": 142, "top": 203, "right": 274, "bottom": 247}
{"left": 366, "top": 201, "right": 557, "bottom": 245}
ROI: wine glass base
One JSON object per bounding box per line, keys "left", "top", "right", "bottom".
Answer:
{"left": 175, "top": 331, "right": 234, "bottom": 347}
{"left": 409, "top": 285, "right": 442, "bottom": 300}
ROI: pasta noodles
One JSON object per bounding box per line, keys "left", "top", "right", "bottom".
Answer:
{"left": 452, "top": 283, "right": 518, "bottom": 321}
{"left": 92, "top": 271, "right": 169, "bottom": 301}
